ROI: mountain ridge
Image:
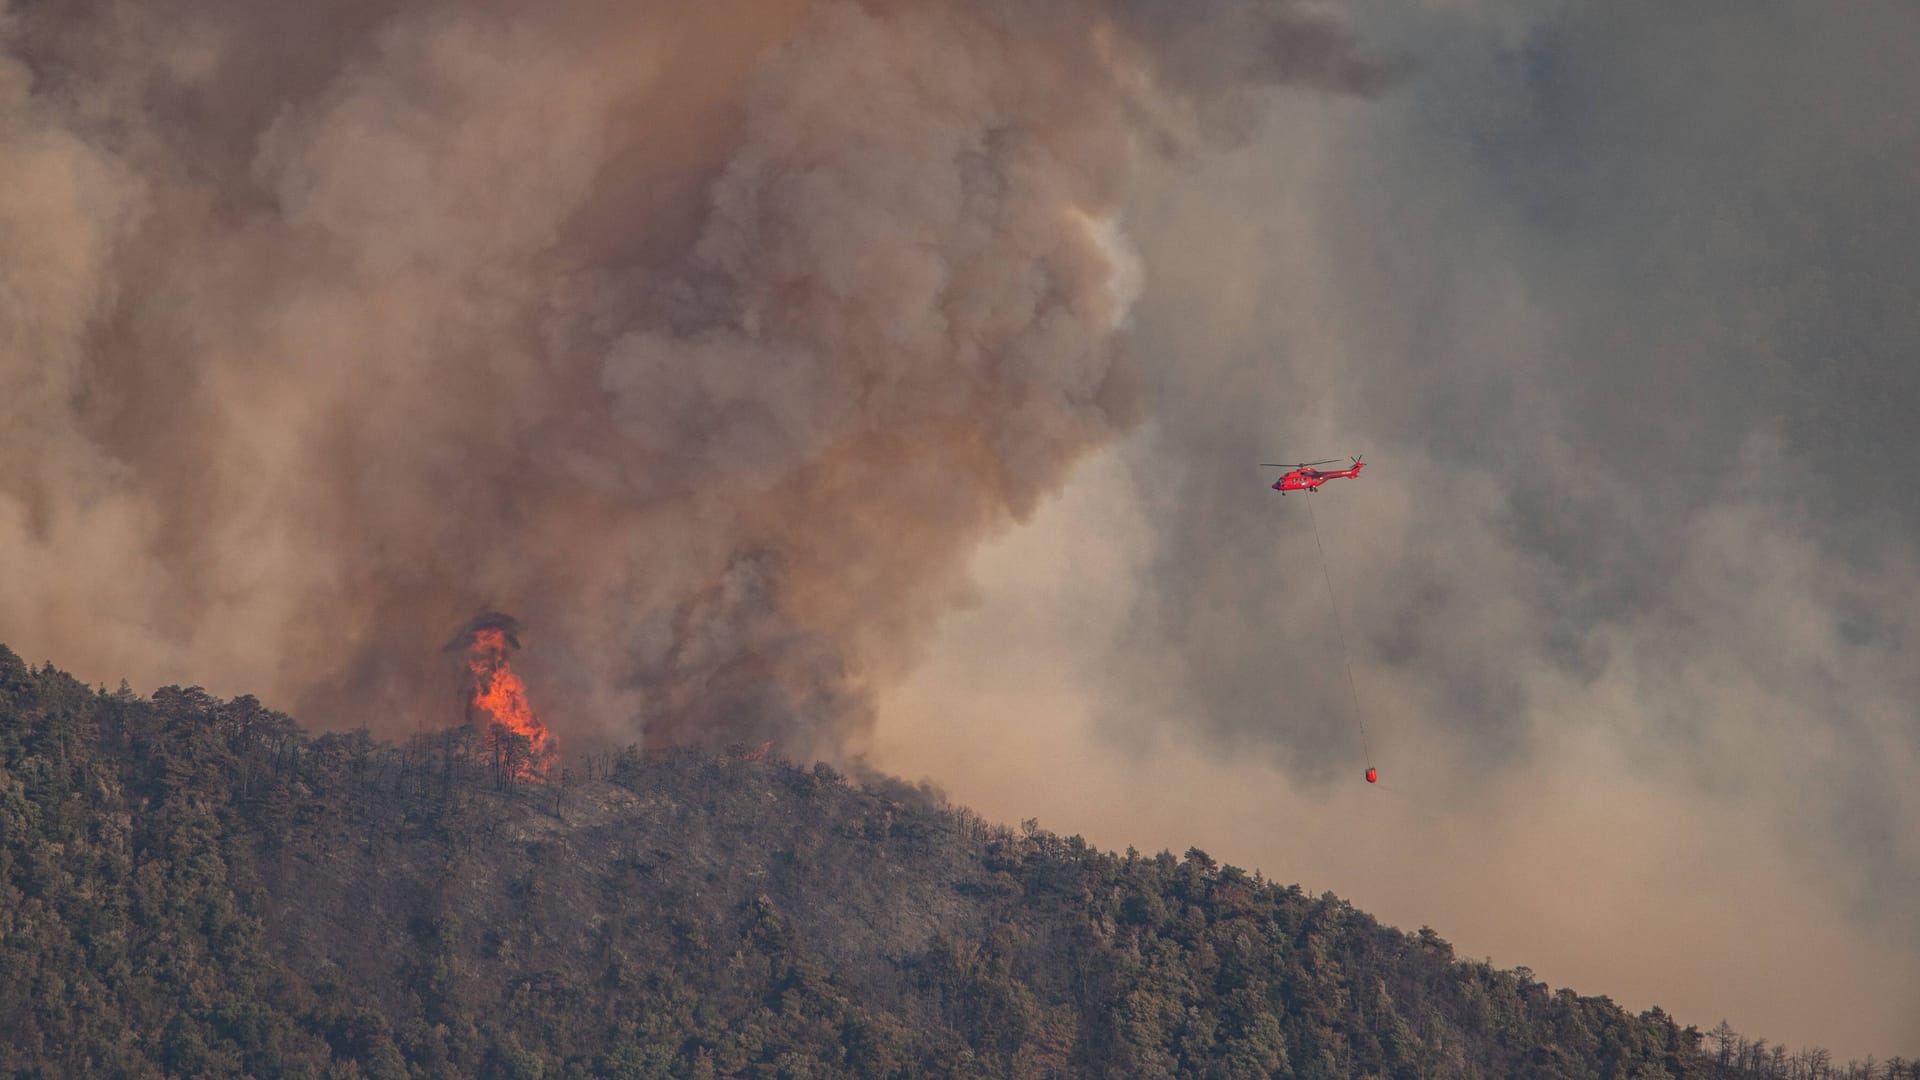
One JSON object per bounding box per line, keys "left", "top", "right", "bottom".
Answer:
{"left": 0, "top": 644, "right": 1898, "bottom": 1078}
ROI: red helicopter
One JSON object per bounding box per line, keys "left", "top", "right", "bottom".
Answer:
{"left": 1263, "top": 455, "right": 1365, "bottom": 494}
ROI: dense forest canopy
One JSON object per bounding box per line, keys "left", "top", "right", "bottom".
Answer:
{"left": 0, "top": 644, "right": 1907, "bottom": 1079}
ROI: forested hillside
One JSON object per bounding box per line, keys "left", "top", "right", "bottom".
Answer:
{"left": 0, "top": 645, "right": 1902, "bottom": 1078}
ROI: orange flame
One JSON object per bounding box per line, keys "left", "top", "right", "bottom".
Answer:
{"left": 467, "top": 627, "right": 554, "bottom": 780}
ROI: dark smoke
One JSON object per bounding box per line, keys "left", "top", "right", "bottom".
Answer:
{"left": 0, "top": 0, "right": 1385, "bottom": 758}
{"left": 444, "top": 612, "right": 522, "bottom": 654}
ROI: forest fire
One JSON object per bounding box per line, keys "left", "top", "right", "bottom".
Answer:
{"left": 465, "top": 626, "right": 554, "bottom": 781}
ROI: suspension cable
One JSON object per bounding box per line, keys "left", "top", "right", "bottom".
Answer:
{"left": 1306, "top": 492, "right": 1372, "bottom": 769}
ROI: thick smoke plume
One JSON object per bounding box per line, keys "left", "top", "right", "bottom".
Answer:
{"left": 0, "top": 0, "right": 1384, "bottom": 757}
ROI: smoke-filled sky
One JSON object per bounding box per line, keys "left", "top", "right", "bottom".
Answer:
{"left": 878, "top": 0, "right": 1920, "bottom": 1060}
{"left": 5, "top": 0, "right": 1917, "bottom": 1060}
{"left": 1, "top": 0, "right": 1381, "bottom": 755}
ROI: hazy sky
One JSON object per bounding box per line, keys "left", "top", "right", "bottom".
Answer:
{"left": 876, "top": 0, "right": 1920, "bottom": 1060}
{"left": 4, "top": 0, "right": 1916, "bottom": 1060}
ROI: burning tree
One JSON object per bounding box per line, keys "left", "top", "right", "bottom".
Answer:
{"left": 456, "top": 615, "right": 555, "bottom": 783}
